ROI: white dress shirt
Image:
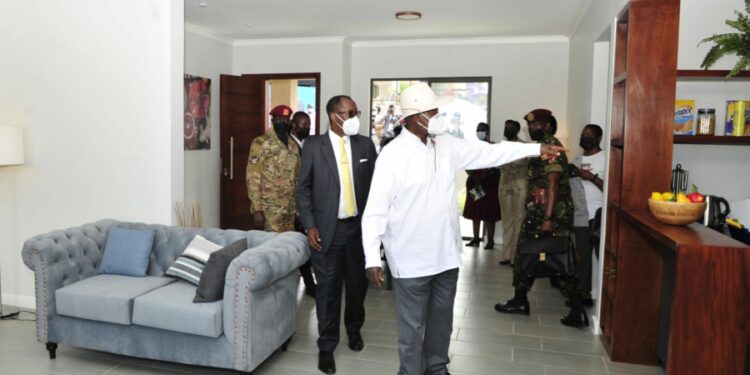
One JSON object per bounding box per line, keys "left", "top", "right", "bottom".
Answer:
{"left": 328, "top": 130, "right": 358, "bottom": 219}
{"left": 291, "top": 134, "right": 303, "bottom": 149}
{"left": 579, "top": 151, "right": 605, "bottom": 219}
{"left": 362, "top": 128, "right": 541, "bottom": 278}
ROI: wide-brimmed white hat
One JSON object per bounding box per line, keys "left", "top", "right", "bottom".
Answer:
{"left": 399, "top": 82, "right": 454, "bottom": 119}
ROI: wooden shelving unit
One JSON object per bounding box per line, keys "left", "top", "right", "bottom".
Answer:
{"left": 601, "top": 1, "right": 679, "bottom": 366}
{"left": 674, "top": 135, "right": 750, "bottom": 145}
{"left": 677, "top": 69, "right": 750, "bottom": 80}
{"left": 673, "top": 70, "right": 750, "bottom": 144}
{"left": 602, "top": 3, "right": 750, "bottom": 374}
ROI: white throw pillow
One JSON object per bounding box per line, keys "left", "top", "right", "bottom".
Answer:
{"left": 165, "top": 235, "right": 223, "bottom": 285}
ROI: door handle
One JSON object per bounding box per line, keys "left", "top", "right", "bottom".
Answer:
{"left": 223, "top": 168, "right": 229, "bottom": 177}
{"left": 229, "top": 136, "right": 234, "bottom": 180}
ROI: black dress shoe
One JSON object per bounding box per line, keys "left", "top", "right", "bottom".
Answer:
{"left": 494, "top": 299, "right": 530, "bottom": 315}
{"left": 466, "top": 238, "right": 481, "bottom": 247}
{"left": 318, "top": 351, "right": 336, "bottom": 374}
{"left": 348, "top": 331, "right": 364, "bottom": 351}
{"left": 560, "top": 312, "right": 589, "bottom": 328}
{"left": 484, "top": 241, "right": 495, "bottom": 250}
{"left": 498, "top": 260, "right": 511, "bottom": 266}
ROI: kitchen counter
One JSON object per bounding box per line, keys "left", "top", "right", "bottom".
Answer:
{"left": 616, "top": 208, "right": 750, "bottom": 374}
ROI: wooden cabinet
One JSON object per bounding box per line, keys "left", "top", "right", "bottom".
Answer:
{"left": 601, "top": 1, "right": 750, "bottom": 373}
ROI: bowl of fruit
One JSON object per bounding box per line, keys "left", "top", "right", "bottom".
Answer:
{"left": 648, "top": 186, "right": 707, "bottom": 225}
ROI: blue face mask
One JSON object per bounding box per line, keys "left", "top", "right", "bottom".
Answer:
{"left": 476, "top": 131, "right": 487, "bottom": 141}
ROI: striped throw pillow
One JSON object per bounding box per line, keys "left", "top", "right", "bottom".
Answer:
{"left": 165, "top": 235, "right": 223, "bottom": 285}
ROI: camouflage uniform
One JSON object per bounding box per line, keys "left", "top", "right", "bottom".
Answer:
{"left": 246, "top": 130, "right": 300, "bottom": 232}
{"left": 513, "top": 133, "right": 578, "bottom": 294}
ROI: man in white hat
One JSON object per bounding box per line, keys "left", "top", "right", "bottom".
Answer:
{"left": 361, "top": 83, "right": 565, "bottom": 375}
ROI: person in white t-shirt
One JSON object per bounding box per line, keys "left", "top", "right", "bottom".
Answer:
{"left": 570, "top": 124, "right": 604, "bottom": 305}
{"left": 361, "top": 83, "right": 566, "bottom": 375}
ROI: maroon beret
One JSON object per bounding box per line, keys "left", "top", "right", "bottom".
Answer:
{"left": 269, "top": 105, "right": 293, "bottom": 118}
{"left": 524, "top": 109, "right": 553, "bottom": 123}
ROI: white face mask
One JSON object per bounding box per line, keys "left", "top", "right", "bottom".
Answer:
{"left": 418, "top": 113, "right": 448, "bottom": 136}
{"left": 335, "top": 114, "right": 360, "bottom": 136}
{"left": 476, "top": 131, "right": 487, "bottom": 140}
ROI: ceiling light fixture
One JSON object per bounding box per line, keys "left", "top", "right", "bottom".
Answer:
{"left": 247, "top": 23, "right": 254, "bottom": 28}
{"left": 198, "top": 2, "right": 207, "bottom": 7}
{"left": 395, "top": 11, "right": 421, "bottom": 21}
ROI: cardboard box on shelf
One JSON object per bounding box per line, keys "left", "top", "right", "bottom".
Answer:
{"left": 674, "top": 99, "right": 695, "bottom": 135}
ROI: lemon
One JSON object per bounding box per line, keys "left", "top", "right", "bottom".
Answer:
{"left": 650, "top": 192, "right": 664, "bottom": 201}
{"left": 662, "top": 192, "right": 676, "bottom": 202}
{"left": 676, "top": 193, "right": 691, "bottom": 203}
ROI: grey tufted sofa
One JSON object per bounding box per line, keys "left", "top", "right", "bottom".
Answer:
{"left": 21, "top": 219, "right": 309, "bottom": 374}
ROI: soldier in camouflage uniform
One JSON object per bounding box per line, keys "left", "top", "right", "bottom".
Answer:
{"left": 495, "top": 109, "right": 588, "bottom": 328}
{"left": 246, "top": 104, "right": 300, "bottom": 232}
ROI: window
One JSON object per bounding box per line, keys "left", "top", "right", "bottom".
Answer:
{"left": 369, "top": 77, "right": 491, "bottom": 147}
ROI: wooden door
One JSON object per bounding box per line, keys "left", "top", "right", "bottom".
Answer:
{"left": 219, "top": 73, "right": 321, "bottom": 230}
{"left": 220, "top": 74, "right": 265, "bottom": 230}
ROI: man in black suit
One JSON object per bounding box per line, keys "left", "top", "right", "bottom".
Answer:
{"left": 296, "top": 95, "right": 378, "bottom": 374}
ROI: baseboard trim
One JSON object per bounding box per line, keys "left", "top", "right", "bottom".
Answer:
{"left": 1, "top": 293, "right": 35, "bottom": 310}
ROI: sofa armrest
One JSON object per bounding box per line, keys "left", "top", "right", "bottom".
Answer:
{"left": 223, "top": 231, "right": 308, "bottom": 370}
{"left": 225, "top": 231, "right": 309, "bottom": 292}
{"left": 21, "top": 219, "right": 116, "bottom": 342}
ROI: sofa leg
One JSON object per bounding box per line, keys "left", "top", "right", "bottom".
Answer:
{"left": 45, "top": 342, "right": 58, "bottom": 359}
{"left": 281, "top": 336, "right": 292, "bottom": 352}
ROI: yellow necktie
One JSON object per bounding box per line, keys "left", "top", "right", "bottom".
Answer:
{"left": 339, "top": 137, "right": 356, "bottom": 216}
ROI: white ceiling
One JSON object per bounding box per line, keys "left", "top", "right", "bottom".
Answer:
{"left": 185, "top": 0, "right": 592, "bottom": 41}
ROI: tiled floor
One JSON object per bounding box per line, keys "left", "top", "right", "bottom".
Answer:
{"left": 0, "top": 243, "right": 665, "bottom": 375}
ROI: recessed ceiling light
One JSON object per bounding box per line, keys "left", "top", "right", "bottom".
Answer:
{"left": 395, "top": 11, "right": 421, "bottom": 21}
{"left": 247, "top": 23, "right": 254, "bottom": 28}
{"left": 198, "top": 2, "right": 207, "bottom": 7}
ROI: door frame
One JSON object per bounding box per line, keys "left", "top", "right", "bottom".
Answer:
{"left": 242, "top": 72, "right": 322, "bottom": 135}
{"left": 219, "top": 72, "right": 321, "bottom": 229}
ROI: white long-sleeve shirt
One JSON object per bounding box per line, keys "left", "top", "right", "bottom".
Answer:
{"left": 361, "top": 128, "right": 541, "bottom": 278}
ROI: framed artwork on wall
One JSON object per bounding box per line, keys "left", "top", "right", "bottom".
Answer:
{"left": 184, "top": 75, "right": 211, "bottom": 150}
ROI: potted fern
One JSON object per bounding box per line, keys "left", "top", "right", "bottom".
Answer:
{"left": 699, "top": 0, "right": 750, "bottom": 78}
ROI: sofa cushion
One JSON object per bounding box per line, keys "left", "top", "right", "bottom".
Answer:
{"left": 132, "top": 281, "right": 223, "bottom": 338}
{"left": 98, "top": 228, "right": 155, "bottom": 277}
{"left": 165, "top": 235, "right": 222, "bottom": 285}
{"left": 194, "top": 239, "right": 248, "bottom": 303}
{"left": 55, "top": 275, "right": 175, "bottom": 325}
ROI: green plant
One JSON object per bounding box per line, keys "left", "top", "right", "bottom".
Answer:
{"left": 699, "top": 0, "right": 750, "bottom": 78}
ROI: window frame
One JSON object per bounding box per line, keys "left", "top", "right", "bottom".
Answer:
{"left": 368, "top": 76, "right": 493, "bottom": 138}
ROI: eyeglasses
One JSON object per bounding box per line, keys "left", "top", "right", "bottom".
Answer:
{"left": 336, "top": 111, "right": 361, "bottom": 119}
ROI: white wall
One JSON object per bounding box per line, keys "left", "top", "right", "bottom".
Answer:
{"left": 678, "top": 0, "right": 747, "bottom": 70}
{"left": 232, "top": 38, "right": 349, "bottom": 133}
{"left": 184, "top": 26, "right": 233, "bottom": 228}
{"left": 674, "top": 0, "right": 750, "bottom": 203}
{"left": 566, "top": 0, "right": 629, "bottom": 149}
{"left": 350, "top": 38, "right": 571, "bottom": 145}
{"left": 0, "top": 0, "right": 184, "bottom": 308}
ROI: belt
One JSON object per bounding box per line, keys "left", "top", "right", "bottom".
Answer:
{"left": 337, "top": 215, "right": 359, "bottom": 223}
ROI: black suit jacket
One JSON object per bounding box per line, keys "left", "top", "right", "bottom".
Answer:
{"left": 296, "top": 132, "right": 378, "bottom": 252}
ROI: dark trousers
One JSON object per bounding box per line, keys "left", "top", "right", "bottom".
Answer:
{"left": 309, "top": 217, "right": 368, "bottom": 352}
{"left": 573, "top": 220, "right": 594, "bottom": 293}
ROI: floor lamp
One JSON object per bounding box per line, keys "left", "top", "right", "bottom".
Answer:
{"left": 0, "top": 125, "right": 24, "bottom": 320}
